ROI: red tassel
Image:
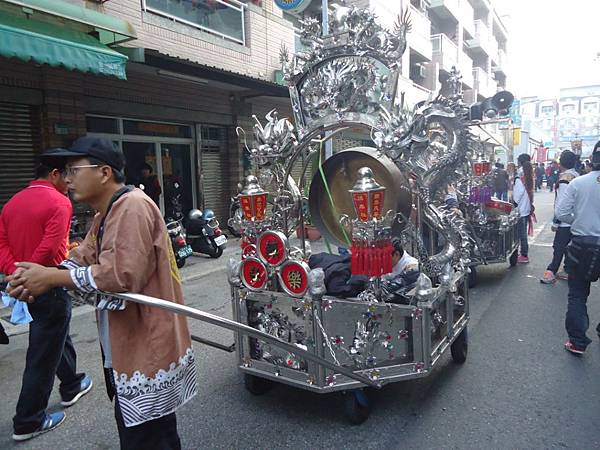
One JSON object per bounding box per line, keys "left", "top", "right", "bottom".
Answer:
{"left": 376, "top": 242, "right": 383, "bottom": 276}
{"left": 351, "top": 241, "right": 359, "bottom": 275}
{"left": 369, "top": 243, "right": 376, "bottom": 277}
{"left": 356, "top": 241, "right": 363, "bottom": 275}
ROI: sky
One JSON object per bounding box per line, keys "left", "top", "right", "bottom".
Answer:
{"left": 497, "top": 0, "right": 600, "bottom": 98}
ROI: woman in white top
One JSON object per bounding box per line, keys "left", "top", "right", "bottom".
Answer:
{"left": 513, "top": 153, "right": 535, "bottom": 263}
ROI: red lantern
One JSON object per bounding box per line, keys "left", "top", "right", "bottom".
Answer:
{"left": 278, "top": 260, "right": 309, "bottom": 297}
{"left": 240, "top": 257, "right": 268, "bottom": 291}
{"left": 473, "top": 159, "right": 491, "bottom": 177}
{"left": 257, "top": 231, "right": 288, "bottom": 266}
{"left": 349, "top": 167, "right": 386, "bottom": 222}
{"left": 239, "top": 175, "right": 268, "bottom": 221}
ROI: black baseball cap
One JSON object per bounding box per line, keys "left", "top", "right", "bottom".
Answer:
{"left": 48, "top": 136, "right": 125, "bottom": 171}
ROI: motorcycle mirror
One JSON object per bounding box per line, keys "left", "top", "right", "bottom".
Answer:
{"left": 139, "top": 183, "right": 145, "bottom": 191}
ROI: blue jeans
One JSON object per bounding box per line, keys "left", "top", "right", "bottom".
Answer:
{"left": 547, "top": 227, "right": 572, "bottom": 274}
{"left": 517, "top": 215, "right": 529, "bottom": 257}
{"left": 566, "top": 274, "right": 593, "bottom": 350}
{"left": 495, "top": 190, "right": 508, "bottom": 201}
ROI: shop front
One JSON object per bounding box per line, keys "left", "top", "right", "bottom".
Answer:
{"left": 86, "top": 115, "right": 230, "bottom": 221}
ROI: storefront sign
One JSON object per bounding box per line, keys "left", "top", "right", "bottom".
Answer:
{"left": 274, "top": 0, "right": 312, "bottom": 13}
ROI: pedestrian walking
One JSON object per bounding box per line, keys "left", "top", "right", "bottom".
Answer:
{"left": 6, "top": 137, "right": 197, "bottom": 449}
{"left": 492, "top": 162, "right": 510, "bottom": 200}
{"left": 540, "top": 150, "right": 579, "bottom": 284}
{"left": 0, "top": 152, "right": 92, "bottom": 442}
{"left": 513, "top": 153, "right": 535, "bottom": 264}
{"left": 535, "top": 162, "right": 545, "bottom": 191}
{"left": 548, "top": 161, "right": 560, "bottom": 192}
{"left": 556, "top": 141, "right": 600, "bottom": 355}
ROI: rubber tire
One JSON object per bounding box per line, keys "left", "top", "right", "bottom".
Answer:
{"left": 244, "top": 373, "right": 273, "bottom": 395}
{"left": 176, "top": 258, "right": 186, "bottom": 269}
{"left": 209, "top": 244, "right": 224, "bottom": 259}
{"left": 343, "top": 390, "right": 371, "bottom": 425}
{"left": 468, "top": 266, "right": 477, "bottom": 288}
{"left": 450, "top": 327, "right": 468, "bottom": 364}
{"left": 509, "top": 249, "right": 518, "bottom": 267}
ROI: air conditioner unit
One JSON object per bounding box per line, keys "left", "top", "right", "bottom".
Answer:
{"left": 417, "top": 64, "right": 427, "bottom": 79}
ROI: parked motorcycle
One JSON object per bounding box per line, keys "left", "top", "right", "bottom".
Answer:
{"left": 186, "top": 208, "right": 227, "bottom": 258}
{"left": 164, "top": 182, "right": 192, "bottom": 268}
{"left": 167, "top": 218, "right": 191, "bottom": 268}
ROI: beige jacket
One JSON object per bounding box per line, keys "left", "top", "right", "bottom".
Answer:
{"left": 67, "top": 188, "right": 197, "bottom": 426}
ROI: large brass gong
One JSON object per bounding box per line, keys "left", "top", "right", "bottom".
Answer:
{"left": 308, "top": 147, "right": 413, "bottom": 247}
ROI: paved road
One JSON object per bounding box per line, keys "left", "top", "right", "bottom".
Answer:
{"left": 1, "top": 190, "right": 599, "bottom": 449}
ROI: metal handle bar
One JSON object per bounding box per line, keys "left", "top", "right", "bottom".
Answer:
{"left": 110, "top": 292, "right": 383, "bottom": 389}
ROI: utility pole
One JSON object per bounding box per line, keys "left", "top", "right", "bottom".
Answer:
{"left": 322, "top": 0, "right": 334, "bottom": 159}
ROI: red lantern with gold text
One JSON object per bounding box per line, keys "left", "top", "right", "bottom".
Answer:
{"left": 349, "top": 167, "right": 386, "bottom": 222}
{"left": 348, "top": 167, "right": 391, "bottom": 277}
{"left": 239, "top": 175, "right": 268, "bottom": 221}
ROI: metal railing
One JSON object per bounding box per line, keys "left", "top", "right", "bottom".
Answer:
{"left": 110, "top": 291, "right": 383, "bottom": 389}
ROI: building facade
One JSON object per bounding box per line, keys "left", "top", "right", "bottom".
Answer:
{"left": 285, "top": 0, "right": 511, "bottom": 158}
{"left": 0, "top": 0, "right": 295, "bottom": 223}
{"left": 519, "top": 85, "right": 600, "bottom": 160}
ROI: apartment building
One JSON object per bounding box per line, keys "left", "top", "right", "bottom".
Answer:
{"left": 0, "top": 0, "right": 296, "bottom": 221}
{"left": 287, "top": 0, "right": 510, "bottom": 155}
{"left": 520, "top": 85, "right": 600, "bottom": 159}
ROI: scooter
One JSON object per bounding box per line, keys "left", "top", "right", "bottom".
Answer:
{"left": 167, "top": 218, "right": 191, "bottom": 268}
{"left": 163, "top": 182, "right": 192, "bottom": 268}
{"left": 186, "top": 208, "right": 227, "bottom": 258}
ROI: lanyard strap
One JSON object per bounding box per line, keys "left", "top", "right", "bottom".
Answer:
{"left": 96, "top": 186, "right": 134, "bottom": 260}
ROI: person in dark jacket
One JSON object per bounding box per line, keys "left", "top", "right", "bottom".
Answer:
{"left": 492, "top": 163, "right": 510, "bottom": 200}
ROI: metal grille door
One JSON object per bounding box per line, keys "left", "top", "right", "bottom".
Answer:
{"left": 199, "top": 126, "right": 229, "bottom": 222}
{"left": 0, "top": 102, "right": 40, "bottom": 209}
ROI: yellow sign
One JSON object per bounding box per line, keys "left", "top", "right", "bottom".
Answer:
{"left": 513, "top": 128, "right": 521, "bottom": 146}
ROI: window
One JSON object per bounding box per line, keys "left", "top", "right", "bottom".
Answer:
{"left": 583, "top": 102, "right": 598, "bottom": 113}
{"left": 144, "top": 0, "right": 245, "bottom": 44}
{"left": 562, "top": 104, "right": 576, "bottom": 114}
{"left": 540, "top": 105, "right": 554, "bottom": 115}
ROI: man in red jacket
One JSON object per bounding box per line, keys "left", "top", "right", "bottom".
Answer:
{"left": 0, "top": 151, "right": 92, "bottom": 442}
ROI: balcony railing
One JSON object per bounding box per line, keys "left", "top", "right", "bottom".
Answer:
{"left": 431, "top": 33, "right": 458, "bottom": 72}
{"left": 429, "top": 0, "right": 461, "bottom": 22}
{"left": 143, "top": 0, "right": 246, "bottom": 44}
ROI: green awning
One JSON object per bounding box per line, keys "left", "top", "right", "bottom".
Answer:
{"left": 0, "top": 14, "right": 128, "bottom": 79}
{"left": 2, "top": 0, "right": 137, "bottom": 45}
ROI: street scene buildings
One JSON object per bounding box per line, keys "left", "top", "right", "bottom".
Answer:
{"left": 0, "top": 0, "right": 513, "bottom": 222}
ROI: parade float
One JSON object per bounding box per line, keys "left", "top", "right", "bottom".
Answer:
{"left": 226, "top": 6, "right": 481, "bottom": 423}
{"left": 117, "top": 5, "right": 516, "bottom": 424}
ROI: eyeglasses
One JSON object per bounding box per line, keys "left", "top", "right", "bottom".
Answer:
{"left": 61, "top": 165, "right": 100, "bottom": 177}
